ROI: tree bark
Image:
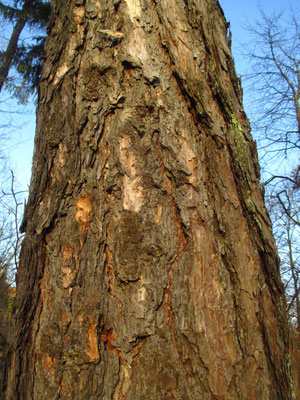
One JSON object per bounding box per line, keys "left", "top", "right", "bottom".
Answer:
{"left": 4, "top": 0, "right": 296, "bottom": 398}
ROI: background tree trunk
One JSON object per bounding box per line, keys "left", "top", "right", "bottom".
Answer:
{"left": 0, "top": 14, "right": 26, "bottom": 93}
{"left": 4, "top": 0, "right": 296, "bottom": 398}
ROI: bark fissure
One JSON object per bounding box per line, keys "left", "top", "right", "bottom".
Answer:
{"left": 4, "top": 0, "right": 295, "bottom": 399}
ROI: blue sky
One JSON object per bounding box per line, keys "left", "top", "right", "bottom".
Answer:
{"left": 4, "top": 0, "right": 299, "bottom": 192}
{"left": 220, "top": 0, "right": 299, "bottom": 71}
{"left": 221, "top": 0, "right": 299, "bottom": 176}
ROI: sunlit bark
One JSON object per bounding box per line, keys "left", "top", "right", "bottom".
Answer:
{"left": 4, "top": 1, "right": 295, "bottom": 399}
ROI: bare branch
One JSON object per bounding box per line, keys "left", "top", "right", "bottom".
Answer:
{"left": 264, "top": 175, "right": 300, "bottom": 187}
{"left": 276, "top": 191, "right": 300, "bottom": 226}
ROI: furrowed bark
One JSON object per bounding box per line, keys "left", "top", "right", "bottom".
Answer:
{"left": 5, "top": 0, "right": 295, "bottom": 399}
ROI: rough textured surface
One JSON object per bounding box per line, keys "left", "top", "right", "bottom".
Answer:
{"left": 4, "top": 0, "right": 295, "bottom": 399}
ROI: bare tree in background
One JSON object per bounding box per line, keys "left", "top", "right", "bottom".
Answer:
{"left": 267, "top": 177, "right": 299, "bottom": 326}
{"left": 243, "top": 6, "right": 299, "bottom": 161}
{"left": 0, "top": 170, "right": 25, "bottom": 326}
{"left": 0, "top": 170, "right": 26, "bottom": 386}
{"left": 0, "top": 170, "right": 25, "bottom": 279}
{"left": 243, "top": 6, "right": 300, "bottom": 327}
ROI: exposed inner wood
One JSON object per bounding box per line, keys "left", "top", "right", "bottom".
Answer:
{"left": 5, "top": 1, "right": 295, "bottom": 399}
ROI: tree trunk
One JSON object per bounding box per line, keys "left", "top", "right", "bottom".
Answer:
{"left": 0, "top": 14, "right": 26, "bottom": 93}
{"left": 4, "top": 0, "right": 296, "bottom": 398}
{"left": 0, "top": 0, "right": 33, "bottom": 93}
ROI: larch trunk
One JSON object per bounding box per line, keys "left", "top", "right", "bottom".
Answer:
{"left": 4, "top": 0, "right": 295, "bottom": 399}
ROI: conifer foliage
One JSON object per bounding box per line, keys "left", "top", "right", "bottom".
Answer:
{"left": 0, "top": 0, "right": 51, "bottom": 96}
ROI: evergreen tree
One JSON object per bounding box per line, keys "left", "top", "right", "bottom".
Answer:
{"left": 0, "top": 0, "right": 51, "bottom": 96}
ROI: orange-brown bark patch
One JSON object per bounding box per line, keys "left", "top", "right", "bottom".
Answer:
{"left": 62, "top": 243, "right": 73, "bottom": 263}
{"left": 87, "top": 323, "right": 99, "bottom": 362}
{"left": 43, "top": 355, "right": 56, "bottom": 372}
{"left": 61, "top": 266, "right": 74, "bottom": 289}
{"left": 74, "top": 194, "right": 91, "bottom": 232}
{"left": 154, "top": 202, "right": 163, "bottom": 224}
{"left": 104, "top": 245, "right": 123, "bottom": 312}
{"left": 77, "top": 314, "right": 84, "bottom": 325}
{"left": 61, "top": 311, "right": 71, "bottom": 326}
{"left": 101, "top": 330, "right": 117, "bottom": 346}
{"left": 188, "top": 159, "right": 198, "bottom": 171}
{"left": 58, "top": 143, "right": 67, "bottom": 167}
{"left": 60, "top": 376, "right": 66, "bottom": 391}
{"left": 73, "top": 5, "right": 85, "bottom": 22}
{"left": 61, "top": 243, "right": 79, "bottom": 288}
{"left": 39, "top": 270, "right": 53, "bottom": 306}
{"left": 99, "top": 317, "right": 120, "bottom": 354}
